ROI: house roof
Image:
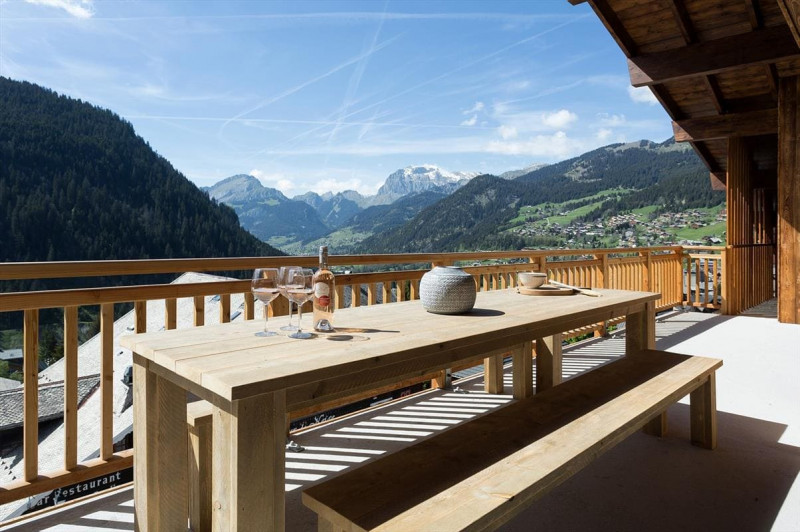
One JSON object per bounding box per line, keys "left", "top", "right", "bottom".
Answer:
{"left": 0, "top": 374, "right": 99, "bottom": 431}
{"left": 573, "top": 0, "right": 800, "bottom": 184}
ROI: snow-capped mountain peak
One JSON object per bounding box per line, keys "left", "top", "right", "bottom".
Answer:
{"left": 375, "top": 165, "right": 478, "bottom": 202}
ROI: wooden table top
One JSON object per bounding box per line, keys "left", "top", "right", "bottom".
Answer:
{"left": 121, "top": 288, "right": 658, "bottom": 402}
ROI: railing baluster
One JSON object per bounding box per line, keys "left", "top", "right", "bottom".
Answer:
{"left": 410, "top": 279, "right": 419, "bottom": 300}
{"left": 135, "top": 300, "right": 147, "bottom": 333}
{"left": 220, "top": 294, "right": 231, "bottom": 323}
{"left": 367, "top": 283, "right": 377, "bottom": 306}
{"left": 352, "top": 285, "right": 361, "bottom": 307}
{"left": 165, "top": 298, "right": 177, "bottom": 330}
{"left": 396, "top": 281, "right": 405, "bottom": 302}
{"left": 64, "top": 306, "right": 78, "bottom": 470}
{"left": 24, "top": 308, "right": 39, "bottom": 482}
{"left": 101, "top": 303, "right": 114, "bottom": 460}
{"left": 380, "top": 282, "right": 390, "bottom": 304}
{"left": 194, "top": 296, "right": 205, "bottom": 326}
{"left": 244, "top": 292, "right": 255, "bottom": 320}
{"left": 335, "top": 285, "right": 345, "bottom": 309}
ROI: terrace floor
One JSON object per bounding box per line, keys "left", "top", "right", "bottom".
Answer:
{"left": 2, "top": 307, "right": 799, "bottom": 532}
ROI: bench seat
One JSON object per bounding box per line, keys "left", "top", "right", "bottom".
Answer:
{"left": 302, "top": 349, "right": 722, "bottom": 532}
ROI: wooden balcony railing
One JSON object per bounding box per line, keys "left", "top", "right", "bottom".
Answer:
{"left": 0, "top": 245, "right": 707, "bottom": 512}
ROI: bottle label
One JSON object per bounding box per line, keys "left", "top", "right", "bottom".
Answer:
{"left": 315, "top": 282, "right": 331, "bottom": 306}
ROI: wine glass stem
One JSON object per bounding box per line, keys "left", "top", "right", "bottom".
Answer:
{"left": 264, "top": 305, "right": 269, "bottom": 333}
{"left": 287, "top": 303, "right": 294, "bottom": 327}
{"left": 296, "top": 305, "right": 302, "bottom": 333}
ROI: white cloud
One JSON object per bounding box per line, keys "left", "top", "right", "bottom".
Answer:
{"left": 596, "top": 128, "right": 613, "bottom": 141}
{"left": 628, "top": 86, "right": 659, "bottom": 105}
{"left": 485, "top": 131, "right": 581, "bottom": 159}
{"left": 597, "top": 113, "right": 626, "bottom": 126}
{"left": 250, "top": 169, "right": 294, "bottom": 195}
{"left": 498, "top": 125, "right": 518, "bottom": 140}
{"left": 463, "top": 101, "right": 485, "bottom": 114}
{"left": 460, "top": 115, "right": 478, "bottom": 127}
{"left": 24, "top": 0, "right": 94, "bottom": 18}
{"left": 541, "top": 109, "right": 578, "bottom": 129}
{"left": 311, "top": 177, "right": 377, "bottom": 196}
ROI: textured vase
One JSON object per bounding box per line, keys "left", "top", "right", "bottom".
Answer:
{"left": 419, "top": 266, "right": 477, "bottom": 314}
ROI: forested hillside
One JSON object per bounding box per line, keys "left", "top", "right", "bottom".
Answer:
{"left": 0, "top": 78, "right": 280, "bottom": 272}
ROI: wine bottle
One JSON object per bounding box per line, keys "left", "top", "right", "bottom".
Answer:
{"left": 312, "top": 246, "right": 335, "bottom": 332}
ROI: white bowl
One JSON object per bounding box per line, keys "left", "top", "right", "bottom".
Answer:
{"left": 518, "top": 272, "right": 547, "bottom": 288}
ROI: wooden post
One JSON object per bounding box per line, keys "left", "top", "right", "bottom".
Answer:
{"left": 512, "top": 342, "right": 533, "bottom": 399}
{"left": 133, "top": 355, "right": 188, "bottom": 531}
{"left": 778, "top": 75, "right": 800, "bottom": 323}
{"left": 187, "top": 403, "right": 213, "bottom": 532}
{"left": 244, "top": 292, "right": 255, "bottom": 320}
{"left": 483, "top": 353, "right": 504, "bottom": 394}
{"left": 626, "top": 301, "right": 656, "bottom": 355}
{"left": 194, "top": 295, "right": 205, "bottom": 327}
{"left": 690, "top": 373, "right": 717, "bottom": 450}
{"left": 165, "top": 298, "right": 177, "bottom": 330}
{"left": 64, "top": 306, "right": 78, "bottom": 470}
{"left": 212, "top": 392, "right": 286, "bottom": 531}
{"left": 220, "top": 294, "right": 231, "bottom": 323}
{"left": 135, "top": 300, "right": 147, "bottom": 333}
{"left": 23, "top": 309, "right": 38, "bottom": 482}
{"left": 100, "top": 303, "right": 114, "bottom": 460}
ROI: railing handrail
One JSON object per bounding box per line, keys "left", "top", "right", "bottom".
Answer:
{"left": 0, "top": 247, "right": 683, "bottom": 281}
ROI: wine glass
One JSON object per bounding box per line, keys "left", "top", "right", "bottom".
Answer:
{"left": 286, "top": 268, "right": 315, "bottom": 339}
{"left": 251, "top": 268, "right": 280, "bottom": 337}
{"left": 278, "top": 266, "right": 301, "bottom": 331}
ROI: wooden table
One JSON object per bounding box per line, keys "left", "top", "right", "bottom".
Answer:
{"left": 121, "top": 288, "right": 658, "bottom": 531}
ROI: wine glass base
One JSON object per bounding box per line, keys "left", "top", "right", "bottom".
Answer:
{"left": 280, "top": 325, "right": 299, "bottom": 331}
{"left": 289, "top": 331, "right": 313, "bottom": 339}
{"left": 255, "top": 331, "right": 278, "bottom": 337}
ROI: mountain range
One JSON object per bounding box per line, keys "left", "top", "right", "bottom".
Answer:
{"left": 207, "top": 138, "right": 722, "bottom": 254}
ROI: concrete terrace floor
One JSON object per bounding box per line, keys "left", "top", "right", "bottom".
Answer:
{"left": 2, "top": 308, "right": 799, "bottom": 532}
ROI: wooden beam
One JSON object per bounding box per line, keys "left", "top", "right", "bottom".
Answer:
{"left": 668, "top": 0, "right": 695, "bottom": 44}
{"left": 710, "top": 172, "right": 727, "bottom": 191}
{"left": 673, "top": 109, "right": 778, "bottom": 142}
{"left": 766, "top": 63, "right": 780, "bottom": 102}
{"left": 777, "top": 0, "right": 800, "bottom": 48}
{"left": 745, "top": 0, "right": 763, "bottom": 30}
{"left": 588, "top": 0, "right": 637, "bottom": 57}
{"left": 629, "top": 26, "right": 800, "bottom": 87}
{"left": 650, "top": 84, "right": 683, "bottom": 120}
{"left": 690, "top": 142, "right": 724, "bottom": 174}
{"left": 705, "top": 75, "right": 726, "bottom": 114}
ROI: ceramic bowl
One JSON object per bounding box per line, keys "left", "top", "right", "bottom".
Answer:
{"left": 518, "top": 272, "right": 547, "bottom": 289}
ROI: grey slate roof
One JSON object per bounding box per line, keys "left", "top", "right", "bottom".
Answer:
{"left": 0, "top": 374, "right": 100, "bottom": 431}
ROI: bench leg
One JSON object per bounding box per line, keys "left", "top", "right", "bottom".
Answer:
{"left": 690, "top": 373, "right": 717, "bottom": 449}
{"left": 642, "top": 413, "right": 668, "bottom": 437}
{"left": 484, "top": 354, "right": 504, "bottom": 394}
{"left": 535, "top": 334, "right": 562, "bottom": 392}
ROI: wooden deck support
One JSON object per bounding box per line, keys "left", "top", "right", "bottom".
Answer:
{"left": 778, "top": 75, "right": 800, "bottom": 324}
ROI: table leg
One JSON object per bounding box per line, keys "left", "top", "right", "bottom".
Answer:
{"left": 535, "top": 334, "right": 562, "bottom": 392}
{"left": 625, "top": 300, "right": 655, "bottom": 355}
{"left": 212, "top": 391, "right": 287, "bottom": 531}
{"left": 483, "top": 354, "right": 504, "bottom": 394}
{"left": 133, "top": 354, "right": 188, "bottom": 532}
{"left": 512, "top": 342, "right": 533, "bottom": 399}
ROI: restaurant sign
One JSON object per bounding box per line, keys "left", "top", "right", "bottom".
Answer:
{"left": 24, "top": 468, "right": 133, "bottom": 514}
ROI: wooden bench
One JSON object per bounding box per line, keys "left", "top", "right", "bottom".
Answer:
{"left": 302, "top": 349, "right": 722, "bottom": 532}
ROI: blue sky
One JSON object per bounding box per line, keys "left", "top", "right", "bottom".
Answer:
{"left": 0, "top": 0, "right": 672, "bottom": 197}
